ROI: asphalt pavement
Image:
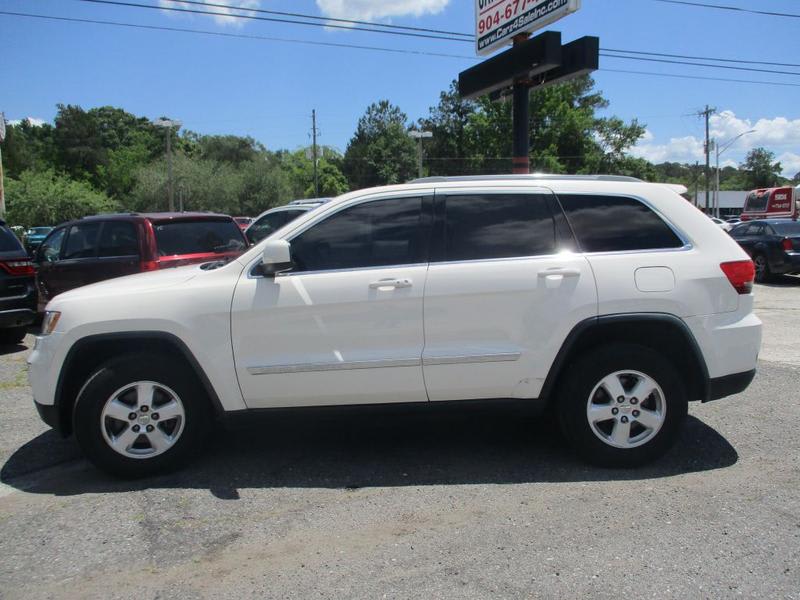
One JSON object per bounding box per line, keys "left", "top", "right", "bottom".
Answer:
{"left": 0, "top": 278, "right": 798, "bottom": 599}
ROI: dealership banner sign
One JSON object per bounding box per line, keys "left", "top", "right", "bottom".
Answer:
{"left": 476, "top": 0, "right": 581, "bottom": 56}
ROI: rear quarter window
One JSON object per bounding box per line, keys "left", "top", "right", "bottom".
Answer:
{"left": 557, "top": 194, "right": 684, "bottom": 253}
{"left": 0, "top": 226, "right": 24, "bottom": 252}
{"left": 153, "top": 219, "right": 246, "bottom": 256}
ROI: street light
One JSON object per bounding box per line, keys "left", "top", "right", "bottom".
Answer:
{"left": 715, "top": 129, "right": 756, "bottom": 218}
{"left": 408, "top": 130, "right": 433, "bottom": 179}
{"left": 152, "top": 118, "right": 182, "bottom": 212}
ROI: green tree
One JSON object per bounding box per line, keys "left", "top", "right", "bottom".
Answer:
{"left": 284, "top": 148, "right": 349, "bottom": 198}
{"left": 5, "top": 170, "right": 117, "bottom": 229}
{"left": 417, "top": 81, "right": 477, "bottom": 176}
{"left": 0, "top": 119, "right": 57, "bottom": 177}
{"left": 343, "top": 101, "right": 417, "bottom": 189}
{"left": 741, "top": 148, "right": 782, "bottom": 189}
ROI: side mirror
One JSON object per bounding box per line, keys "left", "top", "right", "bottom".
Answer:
{"left": 258, "top": 239, "right": 293, "bottom": 277}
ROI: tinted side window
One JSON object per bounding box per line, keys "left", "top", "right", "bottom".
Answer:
{"left": 557, "top": 195, "right": 683, "bottom": 252}
{"left": 443, "top": 194, "right": 556, "bottom": 261}
{"left": 730, "top": 224, "right": 749, "bottom": 237}
{"left": 63, "top": 222, "right": 101, "bottom": 260}
{"left": 0, "top": 226, "right": 24, "bottom": 252}
{"left": 248, "top": 210, "right": 300, "bottom": 244}
{"left": 291, "top": 197, "right": 424, "bottom": 272}
{"left": 98, "top": 222, "right": 139, "bottom": 257}
{"left": 38, "top": 228, "right": 66, "bottom": 262}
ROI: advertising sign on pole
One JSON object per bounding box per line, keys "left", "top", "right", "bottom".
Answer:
{"left": 476, "top": 0, "right": 581, "bottom": 56}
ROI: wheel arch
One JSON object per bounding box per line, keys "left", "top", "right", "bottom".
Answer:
{"left": 540, "top": 314, "right": 710, "bottom": 404}
{"left": 54, "top": 332, "right": 224, "bottom": 436}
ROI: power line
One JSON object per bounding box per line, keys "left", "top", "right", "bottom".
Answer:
{"left": 72, "top": 0, "right": 800, "bottom": 70}
{"left": 75, "top": 0, "right": 468, "bottom": 42}
{"left": 158, "top": 0, "right": 474, "bottom": 38}
{"left": 0, "top": 11, "right": 476, "bottom": 59}
{"left": 601, "top": 47, "right": 800, "bottom": 69}
{"left": 5, "top": 10, "right": 800, "bottom": 89}
{"left": 648, "top": 0, "right": 800, "bottom": 18}
{"left": 600, "top": 53, "right": 800, "bottom": 77}
{"left": 601, "top": 68, "right": 800, "bottom": 88}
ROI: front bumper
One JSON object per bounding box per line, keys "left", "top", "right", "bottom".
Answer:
{"left": 34, "top": 399, "right": 60, "bottom": 431}
{"left": 707, "top": 369, "right": 756, "bottom": 402}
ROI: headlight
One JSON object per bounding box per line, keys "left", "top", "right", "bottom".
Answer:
{"left": 41, "top": 311, "right": 61, "bottom": 336}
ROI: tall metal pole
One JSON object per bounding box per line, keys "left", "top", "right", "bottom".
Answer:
{"left": 417, "top": 137, "right": 424, "bottom": 179}
{"left": 700, "top": 105, "right": 715, "bottom": 214}
{"left": 715, "top": 143, "right": 720, "bottom": 218}
{"left": 312, "top": 109, "right": 319, "bottom": 198}
{"left": 0, "top": 112, "right": 6, "bottom": 220}
{"left": 0, "top": 146, "right": 5, "bottom": 220}
{"left": 166, "top": 126, "right": 175, "bottom": 212}
{"left": 512, "top": 34, "right": 531, "bottom": 175}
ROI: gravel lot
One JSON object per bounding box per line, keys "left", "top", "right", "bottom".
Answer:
{"left": 1, "top": 279, "right": 799, "bottom": 599}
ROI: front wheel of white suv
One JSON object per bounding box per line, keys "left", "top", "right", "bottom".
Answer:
{"left": 73, "top": 354, "right": 211, "bottom": 478}
{"left": 557, "top": 343, "right": 688, "bottom": 468}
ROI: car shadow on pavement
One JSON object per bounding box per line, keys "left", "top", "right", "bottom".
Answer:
{"left": 0, "top": 341, "right": 29, "bottom": 356}
{"left": 1, "top": 410, "right": 738, "bottom": 498}
{"left": 760, "top": 274, "right": 800, "bottom": 287}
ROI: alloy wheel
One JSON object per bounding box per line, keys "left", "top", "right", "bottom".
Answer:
{"left": 585, "top": 370, "right": 666, "bottom": 449}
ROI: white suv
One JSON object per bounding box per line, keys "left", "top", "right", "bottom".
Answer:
{"left": 28, "top": 176, "right": 762, "bottom": 477}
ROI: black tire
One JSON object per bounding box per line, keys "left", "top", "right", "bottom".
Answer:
{"left": 753, "top": 253, "right": 772, "bottom": 283}
{"left": 0, "top": 327, "right": 27, "bottom": 345}
{"left": 556, "top": 343, "right": 688, "bottom": 468}
{"left": 73, "top": 354, "right": 211, "bottom": 478}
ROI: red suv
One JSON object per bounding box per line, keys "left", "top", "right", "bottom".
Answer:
{"left": 34, "top": 213, "right": 247, "bottom": 311}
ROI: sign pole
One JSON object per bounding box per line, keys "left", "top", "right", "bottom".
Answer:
{"left": 511, "top": 34, "right": 531, "bottom": 174}
{"left": 0, "top": 112, "right": 5, "bottom": 219}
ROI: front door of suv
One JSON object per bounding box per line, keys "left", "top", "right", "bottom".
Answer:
{"left": 231, "top": 192, "right": 432, "bottom": 408}
{"left": 422, "top": 188, "right": 598, "bottom": 401}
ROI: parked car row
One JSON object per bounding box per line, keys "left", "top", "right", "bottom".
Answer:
{"left": 1, "top": 201, "right": 329, "bottom": 336}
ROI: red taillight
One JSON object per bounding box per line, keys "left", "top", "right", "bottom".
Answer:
{"left": 140, "top": 260, "right": 161, "bottom": 272}
{"left": 720, "top": 260, "right": 755, "bottom": 294}
{"left": 0, "top": 260, "right": 35, "bottom": 276}
{"left": 782, "top": 238, "right": 793, "bottom": 252}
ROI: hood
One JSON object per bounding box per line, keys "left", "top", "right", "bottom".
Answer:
{"left": 51, "top": 263, "right": 202, "bottom": 305}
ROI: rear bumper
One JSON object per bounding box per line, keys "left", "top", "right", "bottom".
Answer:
{"left": 707, "top": 369, "right": 756, "bottom": 402}
{"left": 0, "top": 308, "right": 36, "bottom": 328}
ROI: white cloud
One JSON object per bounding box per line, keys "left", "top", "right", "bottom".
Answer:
{"left": 630, "top": 111, "right": 800, "bottom": 177}
{"left": 158, "top": 0, "right": 262, "bottom": 27}
{"left": 628, "top": 131, "right": 704, "bottom": 164}
{"left": 779, "top": 152, "right": 800, "bottom": 179}
{"left": 316, "top": 0, "right": 449, "bottom": 22}
{"left": 8, "top": 117, "right": 45, "bottom": 127}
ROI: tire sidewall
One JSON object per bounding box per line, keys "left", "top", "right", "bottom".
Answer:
{"left": 557, "top": 344, "right": 688, "bottom": 468}
{"left": 74, "top": 355, "right": 209, "bottom": 478}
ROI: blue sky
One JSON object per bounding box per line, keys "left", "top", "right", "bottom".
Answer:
{"left": 1, "top": 0, "right": 799, "bottom": 176}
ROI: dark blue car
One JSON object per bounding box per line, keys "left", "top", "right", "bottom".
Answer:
{"left": 729, "top": 219, "right": 800, "bottom": 282}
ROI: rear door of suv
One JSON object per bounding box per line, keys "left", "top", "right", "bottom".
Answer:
{"left": 422, "top": 187, "right": 598, "bottom": 402}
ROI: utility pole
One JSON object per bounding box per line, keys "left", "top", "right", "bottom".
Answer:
{"left": 311, "top": 110, "right": 319, "bottom": 198}
{"left": 698, "top": 105, "right": 716, "bottom": 214}
{"left": 152, "top": 118, "right": 182, "bottom": 212}
{"left": 408, "top": 130, "right": 433, "bottom": 178}
{"left": 0, "top": 112, "right": 6, "bottom": 220}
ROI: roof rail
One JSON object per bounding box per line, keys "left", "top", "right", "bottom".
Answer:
{"left": 409, "top": 174, "right": 644, "bottom": 184}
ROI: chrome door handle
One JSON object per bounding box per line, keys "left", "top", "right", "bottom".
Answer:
{"left": 538, "top": 267, "right": 581, "bottom": 278}
{"left": 369, "top": 278, "right": 413, "bottom": 289}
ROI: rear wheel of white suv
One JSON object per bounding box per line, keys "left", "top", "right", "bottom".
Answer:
{"left": 557, "top": 343, "right": 688, "bottom": 467}
{"left": 73, "top": 354, "right": 210, "bottom": 478}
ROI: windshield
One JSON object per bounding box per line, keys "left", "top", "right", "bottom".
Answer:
{"left": 772, "top": 222, "right": 800, "bottom": 235}
{"left": 744, "top": 191, "right": 770, "bottom": 213}
{"left": 153, "top": 220, "right": 246, "bottom": 256}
